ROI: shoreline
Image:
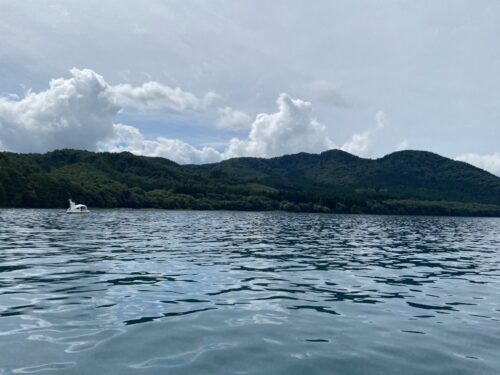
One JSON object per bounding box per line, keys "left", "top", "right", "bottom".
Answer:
{"left": 1, "top": 207, "right": 499, "bottom": 219}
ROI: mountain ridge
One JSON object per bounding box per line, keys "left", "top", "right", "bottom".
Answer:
{"left": 0, "top": 148, "right": 499, "bottom": 216}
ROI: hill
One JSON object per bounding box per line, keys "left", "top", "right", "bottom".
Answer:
{"left": 0, "top": 149, "right": 499, "bottom": 216}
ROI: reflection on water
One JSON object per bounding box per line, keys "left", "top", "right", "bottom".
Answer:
{"left": 0, "top": 209, "right": 499, "bottom": 374}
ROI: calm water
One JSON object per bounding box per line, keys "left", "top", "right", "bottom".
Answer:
{"left": 0, "top": 210, "right": 499, "bottom": 374}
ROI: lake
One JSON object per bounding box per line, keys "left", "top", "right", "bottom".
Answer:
{"left": 0, "top": 210, "right": 499, "bottom": 374}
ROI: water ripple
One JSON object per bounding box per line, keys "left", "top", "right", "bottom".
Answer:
{"left": 0, "top": 209, "right": 499, "bottom": 374}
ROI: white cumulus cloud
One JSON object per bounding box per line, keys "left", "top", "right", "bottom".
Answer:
{"left": 455, "top": 152, "right": 500, "bottom": 176}
{"left": 341, "top": 111, "right": 387, "bottom": 157}
{"left": 0, "top": 68, "right": 119, "bottom": 152}
{"left": 216, "top": 107, "right": 252, "bottom": 130}
{"left": 103, "top": 93, "right": 336, "bottom": 163}
{"left": 1, "top": 69, "right": 376, "bottom": 164}
{"left": 224, "top": 94, "right": 335, "bottom": 159}
{"left": 101, "top": 123, "right": 222, "bottom": 164}
{"left": 110, "top": 82, "right": 218, "bottom": 111}
{"left": 0, "top": 68, "right": 218, "bottom": 155}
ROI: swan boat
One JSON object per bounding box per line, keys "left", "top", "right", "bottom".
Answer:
{"left": 66, "top": 199, "right": 90, "bottom": 214}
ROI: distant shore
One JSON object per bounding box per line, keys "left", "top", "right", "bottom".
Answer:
{"left": 1, "top": 205, "right": 500, "bottom": 218}
{"left": 1, "top": 149, "right": 500, "bottom": 218}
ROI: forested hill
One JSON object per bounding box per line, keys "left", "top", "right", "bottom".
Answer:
{"left": 1, "top": 149, "right": 499, "bottom": 216}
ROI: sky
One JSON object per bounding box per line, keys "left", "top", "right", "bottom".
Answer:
{"left": 0, "top": 0, "right": 499, "bottom": 175}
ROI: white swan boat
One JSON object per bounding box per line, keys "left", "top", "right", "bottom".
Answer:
{"left": 66, "top": 199, "right": 90, "bottom": 214}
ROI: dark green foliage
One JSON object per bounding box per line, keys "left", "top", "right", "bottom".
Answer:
{"left": 0, "top": 149, "right": 499, "bottom": 216}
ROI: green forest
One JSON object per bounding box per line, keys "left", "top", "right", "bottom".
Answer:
{"left": 1, "top": 149, "right": 499, "bottom": 216}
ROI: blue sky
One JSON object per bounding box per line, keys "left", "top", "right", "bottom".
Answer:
{"left": 0, "top": 1, "right": 499, "bottom": 174}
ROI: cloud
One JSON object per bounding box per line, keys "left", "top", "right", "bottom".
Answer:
{"left": 340, "top": 132, "right": 371, "bottom": 156}
{"left": 455, "top": 152, "right": 500, "bottom": 176}
{"left": 110, "top": 82, "right": 219, "bottom": 111}
{"left": 100, "top": 123, "right": 221, "bottom": 164}
{"left": 2, "top": 1, "right": 500, "bottom": 163}
{"left": 0, "top": 68, "right": 217, "bottom": 154}
{"left": 103, "top": 93, "right": 336, "bottom": 163}
{"left": 306, "top": 80, "right": 351, "bottom": 108}
{"left": 374, "top": 111, "right": 387, "bottom": 130}
{"left": 216, "top": 107, "right": 252, "bottom": 130}
{"left": 314, "top": 88, "right": 350, "bottom": 108}
{"left": 0, "top": 69, "right": 344, "bottom": 164}
{"left": 0, "top": 68, "right": 119, "bottom": 152}
{"left": 396, "top": 139, "right": 409, "bottom": 151}
{"left": 224, "top": 94, "right": 335, "bottom": 158}
{"left": 341, "top": 111, "right": 387, "bottom": 157}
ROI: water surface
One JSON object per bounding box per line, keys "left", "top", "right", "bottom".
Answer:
{"left": 0, "top": 210, "right": 499, "bottom": 374}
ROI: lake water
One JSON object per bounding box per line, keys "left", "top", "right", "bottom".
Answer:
{"left": 0, "top": 210, "right": 499, "bottom": 374}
